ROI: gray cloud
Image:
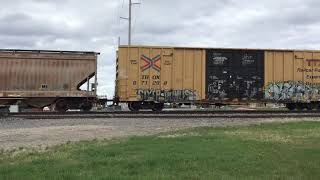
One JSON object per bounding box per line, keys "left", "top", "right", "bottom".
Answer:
{"left": 0, "top": 0, "right": 320, "bottom": 97}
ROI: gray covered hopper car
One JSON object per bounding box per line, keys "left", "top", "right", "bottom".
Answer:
{"left": 0, "top": 49, "right": 99, "bottom": 111}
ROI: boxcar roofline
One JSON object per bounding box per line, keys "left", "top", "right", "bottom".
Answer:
{"left": 0, "top": 49, "right": 100, "bottom": 55}
{"left": 119, "top": 45, "right": 320, "bottom": 53}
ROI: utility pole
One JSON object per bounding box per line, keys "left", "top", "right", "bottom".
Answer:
{"left": 128, "top": 0, "right": 132, "bottom": 46}
{"left": 121, "top": 0, "right": 140, "bottom": 46}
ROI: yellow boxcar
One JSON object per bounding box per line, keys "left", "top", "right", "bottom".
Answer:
{"left": 116, "top": 46, "right": 206, "bottom": 110}
{"left": 116, "top": 45, "right": 320, "bottom": 111}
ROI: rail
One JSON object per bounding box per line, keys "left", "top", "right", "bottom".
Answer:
{"left": 4, "top": 110, "right": 320, "bottom": 119}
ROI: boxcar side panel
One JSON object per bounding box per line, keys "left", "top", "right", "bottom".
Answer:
{"left": 161, "top": 49, "right": 174, "bottom": 91}
{"left": 128, "top": 47, "right": 140, "bottom": 99}
{"left": 117, "top": 48, "right": 129, "bottom": 100}
{"left": 172, "top": 49, "right": 183, "bottom": 92}
{"left": 116, "top": 46, "right": 206, "bottom": 102}
{"left": 264, "top": 50, "right": 320, "bottom": 102}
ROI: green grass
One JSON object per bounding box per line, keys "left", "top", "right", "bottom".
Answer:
{"left": 1, "top": 122, "right": 320, "bottom": 180}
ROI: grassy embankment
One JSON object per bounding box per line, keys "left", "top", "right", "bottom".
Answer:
{"left": 1, "top": 121, "right": 320, "bottom": 179}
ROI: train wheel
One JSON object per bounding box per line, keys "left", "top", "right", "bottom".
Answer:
{"left": 55, "top": 99, "right": 68, "bottom": 112}
{"left": 286, "top": 103, "right": 296, "bottom": 111}
{"left": 80, "top": 101, "right": 93, "bottom": 112}
{"left": 296, "top": 103, "right": 305, "bottom": 111}
{"left": 0, "top": 106, "right": 9, "bottom": 116}
{"left": 152, "top": 103, "right": 164, "bottom": 112}
{"left": 306, "top": 103, "right": 316, "bottom": 111}
{"left": 128, "top": 102, "right": 141, "bottom": 112}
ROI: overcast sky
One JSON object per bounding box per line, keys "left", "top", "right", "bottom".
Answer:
{"left": 1, "top": 0, "right": 319, "bottom": 97}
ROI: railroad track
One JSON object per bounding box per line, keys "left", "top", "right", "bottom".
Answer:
{"left": 5, "top": 110, "right": 320, "bottom": 119}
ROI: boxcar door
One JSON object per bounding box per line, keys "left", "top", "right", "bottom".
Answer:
{"left": 233, "top": 51, "right": 264, "bottom": 100}
{"left": 206, "top": 49, "right": 264, "bottom": 102}
{"left": 206, "top": 50, "right": 233, "bottom": 101}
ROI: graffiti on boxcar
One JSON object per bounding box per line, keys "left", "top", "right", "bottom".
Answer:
{"left": 137, "top": 89, "right": 198, "bottom": 102}
{"left": 241, "top": 54, "right": 255, "bottom": 66}
{"left": 241, "top": 76, "right": 263, "bottom": 99}
{"left": 242, "top": 80, "right": 258, "bottom": 98}
{"left": 265, "top": 81, "right": 320, "bottom": 101}
{"left": 207, "top": 75, "right": 263, "bottom": 100}
{"left": 207, "top": 80, "right": 227, "bottom": 99}
{"left": 211, "top": 53, "right": 228, "bottom": 65}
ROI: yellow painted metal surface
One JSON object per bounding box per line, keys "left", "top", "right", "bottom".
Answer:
{"left": 116, "top": 46, "right": 206, "bottom": 102}
{"left": 117, "top": 46, "right": 320, "bottom": 103}
{"left": 264, "top": 50, "right": 320, "bottom": 101}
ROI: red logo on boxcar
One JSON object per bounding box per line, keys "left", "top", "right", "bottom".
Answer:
{"left": 306, "top": 59, "right": 320, "bottom": 66}
{"left": 141, "top": 55, "right": 161, "bottom": 72}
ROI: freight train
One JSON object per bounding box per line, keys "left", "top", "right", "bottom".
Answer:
{"left": 116, "top": 45, "right": 320, "bottom": 111}
{"left": 0, "top": 49, "right": 99, "bottom": 112}
{"left": 1, "top": 46, "right": 320, "bottom": 112}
